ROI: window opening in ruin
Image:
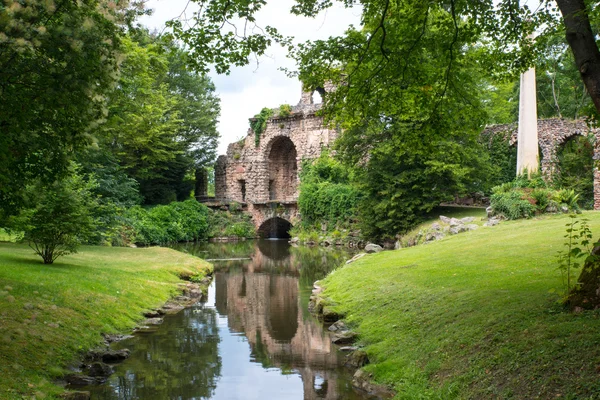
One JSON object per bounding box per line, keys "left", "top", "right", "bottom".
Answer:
{"left": 269, "top": 180, "right": 275, "bottom": 200}
{"left": 240, "top": 180, "right": 246, "bottom": 202}
{"left": 312, "top": 90, "right": 323, "bottom": 104}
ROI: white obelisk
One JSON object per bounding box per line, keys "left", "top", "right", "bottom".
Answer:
{"left": 516, "top": 66, "right": 539, "bottom": 176}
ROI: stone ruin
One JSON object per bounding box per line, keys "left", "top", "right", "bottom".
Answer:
{"left": 213, "top": 84, "right": 338, "bottom": 237}
{"left": 482, "top": 118, "right": 600, "bottom": 209}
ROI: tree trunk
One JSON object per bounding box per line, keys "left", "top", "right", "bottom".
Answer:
{"left": 555, "top": 0, "right": 600, "bottom": 114}
{"left": 568, "top": 245, "right": 600, "bottom": 309}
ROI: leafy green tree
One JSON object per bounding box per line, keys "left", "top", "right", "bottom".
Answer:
{"left": 100, "top": 31, "right": 220, "bottom": 204}
{"left": 0, "top": 0, "right": 139, "bottom": 218}
{"left": 8, "top": 167, "right": 100, "bottom": 264}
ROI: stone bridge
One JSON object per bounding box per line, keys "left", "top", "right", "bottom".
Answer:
{"left": 483, "top": 118, "right": 600, "bottom": 209}
{"left": 214, "top": 85, "right": 337, "bottom": 237}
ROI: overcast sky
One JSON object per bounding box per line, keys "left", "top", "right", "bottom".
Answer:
{"left": 139, "top": 0, "right": 362, "bottom": 155}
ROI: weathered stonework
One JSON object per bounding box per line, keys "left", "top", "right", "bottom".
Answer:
{"left": 215, "top": 85, "right": 338, "bottom": 234}
{"left": 483, "top": 118, "right": 600, "bottom": 209}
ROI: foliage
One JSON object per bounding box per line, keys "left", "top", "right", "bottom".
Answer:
{"left": 298, "top": 152, "right": 360, "bottom": 231}
{"left": 490, "top": 189, "right": 537, "bottom": 220}
{"left": 207, "top": 209, "right": 256, "bottom": 239}
{"left": 123, "top": 200, "right": 210, "bottom": 245}
{"left": 479, "top": 129, "right": 517, "bottom": 187}
{"left": 99, "top": 30, "right": 220, "bottom": 205}
{"left": 555, "top": 135, "right": 595, "bottom": 209}
{"left": 278, "top": 104, "right": 293, "bottom": 118}
{"left": 7, "top": 169, "right": 100, "bottom": 264}
{"left": 556, "top": 215, "right": 593, "bottom": 297}
{"left": 251, "top": 107, "right": 274, "bottom": 147}
{"left": 0, "top": 0, "right": 133, "bottom": 218}
{"left": 490, "top": 175, "right": 581, "bottom": 220}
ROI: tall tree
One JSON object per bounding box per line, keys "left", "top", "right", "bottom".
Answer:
{"left": 100, "top": 31, "right": 220, "bottom": 204}
{"left": 0, "top": 0, "right": 140, "bottom": 218}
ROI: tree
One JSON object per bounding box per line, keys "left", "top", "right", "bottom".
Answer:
{"left": 0, "top": 0, "right": 141, "bottom": 218}
{"left": 100, "top": 31, "right": 220, "bottom": 204}
{"left": 8, "top": 167, "right": 100, "bottom": 264}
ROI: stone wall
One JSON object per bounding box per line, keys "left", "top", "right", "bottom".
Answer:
{"left": 482, "top": 118, "right": 600, "bottom": 209}
{"left": 215, "top": 85, "right": 339, "bottom": 229}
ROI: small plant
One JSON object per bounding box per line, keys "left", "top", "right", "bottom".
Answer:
{"left": 556, "top": 215, "right": 593, "bottom": 297}
{"left": 233, "top": 153, "right": 241, "bottom": 160}
{"left": 278, "top": 104, "right": 292, "bottom": 118}
{"left": 278, "top": 123, "right": 285, "bottom": 129}
{"left": 250, "top": 107, "right": 274, "bottom": 147}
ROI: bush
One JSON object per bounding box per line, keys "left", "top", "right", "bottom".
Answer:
{"left": 490, "top": 190, "right": 536, "bottom": 220}
{"left": 123, "top": 200, "right": 210, "bottom": 245}
{"left": 8, "top": 170, "right": 99, "bottom": 264}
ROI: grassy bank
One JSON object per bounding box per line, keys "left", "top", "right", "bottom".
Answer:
{"left": 320, "top": 212, "right": 600, "bottom": 399}
{"left": 0, "top": 243, "right": 212, "bottom": 399}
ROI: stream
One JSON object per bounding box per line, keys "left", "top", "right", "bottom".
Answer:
{"left": 87, "top": 239, "right": 371, "bottom": 400}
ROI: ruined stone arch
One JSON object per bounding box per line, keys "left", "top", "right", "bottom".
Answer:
{"left": 257, "top": 216, "right": 293, "bottom": 239}
{"left": 262, "top": 135, "right": 299, "bottom": 202}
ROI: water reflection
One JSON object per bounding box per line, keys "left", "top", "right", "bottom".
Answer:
{"left": 89, "top": 240, "right": 366, "bottom": 400}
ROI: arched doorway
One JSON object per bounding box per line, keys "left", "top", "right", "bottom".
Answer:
{"left": 258, "top": 217, "right": 293, "bottom": 239}
{"left": 268, "top": 137, "right": 298, "bottom": 201}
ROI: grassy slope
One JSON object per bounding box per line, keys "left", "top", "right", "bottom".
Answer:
{"left": 0, "top": 244, "right": 212, "bottom": 399}
{"left": 321, "top": 212, "right": 600, "bottom": 399}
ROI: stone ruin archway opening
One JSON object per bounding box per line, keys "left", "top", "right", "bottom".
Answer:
{"left": 556, "top": 134, "right": 595, "bottom": 208}
{"left": 258, "top": 217, "right": 293, "bottom": 239}
{"left": 268, "top": 136, "right": 298, "bottom": 201}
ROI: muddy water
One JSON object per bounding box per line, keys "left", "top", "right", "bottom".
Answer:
{"left": 88, "top": 240, "right": 370, "bottom": 399}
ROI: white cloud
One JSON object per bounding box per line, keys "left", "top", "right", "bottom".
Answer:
{"left": 140, "top": 0, "right": 361, "bottom": 155}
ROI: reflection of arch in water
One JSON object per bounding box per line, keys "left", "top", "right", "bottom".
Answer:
{"left": 257, "top": 238, "right": 291, "bottom": 261}
{"left": 258, "top": 217, "right": 293, "bottom": 239}
{"left": 268, "top": 275, "right": 298, "bottom": 342}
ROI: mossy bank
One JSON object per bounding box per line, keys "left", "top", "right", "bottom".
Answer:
{"left": 317, "top": 212, "right": 600, "bottom": 399}
{"left": 0, "top": 243, "right": 212, "bottom": 399}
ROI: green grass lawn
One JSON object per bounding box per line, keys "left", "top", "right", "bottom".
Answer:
{"left": 321, "top": 211, "right": 600, "bottom": 399}
{"left": 0, "top": 243, "right": 212, "bottom": 399}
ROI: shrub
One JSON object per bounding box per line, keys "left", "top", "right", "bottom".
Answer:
{"left": 490, "top": 190, "right": 536, "bottom": 220}
{"left": 251, "top": 107, "right": 274, "bottom": 147}
{"left": 123, "top": 200, "right": 210, "bottom": 245}
{"left": 8, "top": 170, "right": 99, "bottom": 264}
{"left": 278, "top": 104, "right": 293, "bottom": 118}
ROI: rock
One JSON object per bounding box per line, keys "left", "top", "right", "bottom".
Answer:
{"left": 561, "top": 205, "right": 569, "bottom": 213}
{"left": 460, "top": 217, "right": 475, "bottom": 223}
{"left": 449, "top": 227, "right": 460, "bottom": 235}
{"left": 87, "top": 362, "right": 113, "bottom": 378}
{"left": 484, "top": 218, "right": 500, "bottom": 227}
{"left": 394, "top": 241, "right": 401, "bottom": 250}
{"left": 449, "top": 218, "right": 462, "bottom": 227}
{"left": 352, "top": 369, "right": 395, "bottom": 398}
{"left": 322, "top": 239, "right": 332, "bottom": 246}
{"left": 143, "top": 310, "right": 163, "bottom": 318}
{"left": 65, "top": 374, "right": 97, "bottom": 386}
{"left": 465, "top": 224, "right": 478, "bottom": 231}
{"left": 143, "top": 318, "right": 163, "bottom": 325}
{"left": 339, "top": 346, "right": 358, "bottom": 352}
{"left": 364, "top": 243, "right": 383, "bottom": 253}
{"left": 61, "top": 391, "right": 91, "bottom": 400}
{"left": 102, "top": 334, "right": 132, "bottom": 343}
{"left": 546, "top": 204, "right": 558, "bottom": 213}
{"left": 289, "top": 237, "right": 300, "bottom": 244}
{"left": 345, "top": 350, "right": 369, "bottom": 369}
{"left": 328, "top": 320, "right": 349, "bottom": 333}
{"left": 332, "top": 331, "right": 358, "bottom": 344}
{"left": 425, "top": 231, "right": 445, "bottom": 242}
{"left": 322, "top": 307, "right": 341, "bottom": 323}
{"left": 101, "top": 349, "right": 130, "bottom": 363}
{"left": 439, "top": 215, "right": 451, "bottom": 224}
{"left": 161, "top": 304, "right": 184, "bottom": 314}
{"left": 346, "top": 253, "right": 366, "bottom": 265}
{"left": 430, "top": 222, "right": 442, "bottom": 231}
{"left": 486, "top": 206, "right": 494, "bottom": 218}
